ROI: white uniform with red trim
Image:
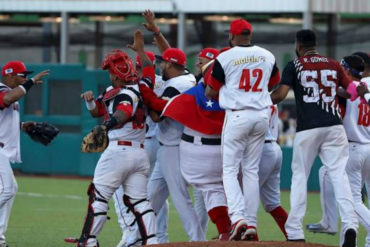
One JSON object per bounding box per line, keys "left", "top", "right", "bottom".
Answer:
{"left": 316, "top": 77, "right": 370, "bottom": 246}
{"left": 147, "top": 73, "right": 206, "bottom": 241}
{"left": 0, "top": 82, "right": 20, "bottom": 245}
{"left": 112, "top": 75, "right": 169, "bottom": 246}
{"left": 84, "top": 84, "right": 158, "bottom": 247}
{"left": 258, "top": 105, "right": 283, "bottom": 212}
{"left": 213, "top": 46, "right": 277, "bottom": 229}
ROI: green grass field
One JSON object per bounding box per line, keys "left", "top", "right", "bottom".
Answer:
{"left": 5, "top": 176, "right": 367, "bottom": 247}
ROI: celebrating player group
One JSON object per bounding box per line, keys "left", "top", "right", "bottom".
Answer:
{"left": 1, "top": 8, "right": 370, "bottom": 247}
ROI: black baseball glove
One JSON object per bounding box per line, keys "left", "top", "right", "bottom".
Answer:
{"left": 25, "top": 122, "right": 60, "bottom": 146}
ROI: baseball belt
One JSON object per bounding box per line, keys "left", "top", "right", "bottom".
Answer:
{"left": 181, "top": 133, "right": 221, "bottom": 145}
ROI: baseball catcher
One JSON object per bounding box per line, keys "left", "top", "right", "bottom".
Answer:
{"left": 65, "top": 30, "right": 158, "bottom": 247}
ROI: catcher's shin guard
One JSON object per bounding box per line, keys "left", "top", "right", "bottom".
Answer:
{"left": 65, "top": 183, "right": 109, "bottom": 247}
{"left": 123, "top": 194, "right": 157, "bottom": 246}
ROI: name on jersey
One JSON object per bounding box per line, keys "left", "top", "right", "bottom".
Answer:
{"left": 233, "top": 56, "right": 266, "bottom": 66}
{"left": 303, "top": 57, "right": 329, "bottom": 63}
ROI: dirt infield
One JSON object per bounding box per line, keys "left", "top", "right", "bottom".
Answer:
{"left": 148, "top": 241, "right": 334, "bottom": 247}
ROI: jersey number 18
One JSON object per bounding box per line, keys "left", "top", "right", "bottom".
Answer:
{"left": 358, "top": 103, "right": 370, "bottom": 127}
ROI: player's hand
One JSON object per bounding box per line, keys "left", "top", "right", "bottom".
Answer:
{"left": 127, "top": 30, "right": 145, "bottom": 52}
{"left": 205, "top": 85, "right": 218, "bottom": 99}
{"left": 21, "top": 121, "right": 36, "bottom": 132}
{"left": 142, "top": 9, "right": 159, "bottom": 33}
{"left": 357, "top": 82, "right": 369, "bottom": 98}
{"left": 81, "top": 91, "right": 94, "bottom": 102}
{"left": 32, "top": 70, "right": 50, "bottom": 84}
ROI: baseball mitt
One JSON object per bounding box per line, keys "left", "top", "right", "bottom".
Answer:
{"left": 81, "top": 125, "right": 108, "bottom": 153}
{"left": 25, "top": 122, "right": 60, "bottom": 146}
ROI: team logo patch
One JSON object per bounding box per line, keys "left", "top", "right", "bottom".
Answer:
{"left": 5, "top": 68, "right": 13, "bottom": 74}
{"left": 205, "top": 52, "right": 215, "bottom": 59}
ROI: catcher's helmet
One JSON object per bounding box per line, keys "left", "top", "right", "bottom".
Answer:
{"left": 101, "top": 49, "right": 139, "bottom": 82}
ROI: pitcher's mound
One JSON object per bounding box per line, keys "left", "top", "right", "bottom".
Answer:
{"left": 149, "top": 241, "right": 334, "bottom": 247}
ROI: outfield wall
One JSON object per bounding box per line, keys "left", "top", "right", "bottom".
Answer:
{"left": 3, "top": 64, "right": 323, "bottom": 191}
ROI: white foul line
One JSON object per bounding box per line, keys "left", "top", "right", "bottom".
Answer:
{"left": 17, "top": 191, "right": 83, "bottom": 200}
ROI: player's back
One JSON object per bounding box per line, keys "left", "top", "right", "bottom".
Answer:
{"left": 343, "top": 80, "right": 370, "bottom": 144}
{"left": 283, "top": 54, "right": 350, "bottom": 132}
{"left": 217, "top": 45, "right": 275, "bottom": 110}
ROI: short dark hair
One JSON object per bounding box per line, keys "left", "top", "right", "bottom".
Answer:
{"left": 352, "top": 51, "right": 370, "bottom": 67}
{"left": 341, "top": 55, "right": 365, "bottom": 79}
{"left": 296, "top": 29, "right": 317, "bottom": 47}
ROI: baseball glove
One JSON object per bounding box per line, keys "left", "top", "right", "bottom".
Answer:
{"left": 25, "top": 122, "right": 59, "bottom": 146}
{"left": 81, "top": 125, "right": 108, "bottom": 153}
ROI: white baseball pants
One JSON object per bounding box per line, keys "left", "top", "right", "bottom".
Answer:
{"left": 222, "top": 108, "right": 269, "bottom": 226}
{"left": 285, "top": 125, "right": 358, "bottom": 241}
{"left": 0, "top": 150, "right": 17, "bottom": 245}
{"left": 147, "top": 145, "right": 205, "bottom": 241}
{"left": 319, "top": 142, "right": 370, "bottom": 246}
{"left": 258, "top": 142, "right": 283, "bottom": 212}
{"left": 84, "top": 142, "right": 158, "bottom": 247}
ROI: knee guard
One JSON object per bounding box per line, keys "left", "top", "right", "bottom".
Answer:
{"left": 77, "top": 183, "right": 109, "bottom": 247}
{"left": 123, "top": 194, "right": 156, "bottom": 246}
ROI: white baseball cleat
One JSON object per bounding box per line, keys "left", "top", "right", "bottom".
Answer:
{"left": 306, "top": 223, "right": 337, "bottom": 235}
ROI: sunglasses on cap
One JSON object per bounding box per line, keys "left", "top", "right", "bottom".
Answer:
{"left": 16, "top": 73, "right": 27, "bottom": 78}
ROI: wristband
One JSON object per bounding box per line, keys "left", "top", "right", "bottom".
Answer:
{"left": 153, "top": 30, "right": 161, "bottom": 36}
{"left": 364, "top": 93, "right": 370, "bottom": 103}
{"left": 103, "top": 116, "right": 118, "bottom": 130}
{"left": 20, "top": 79, "right": 34, "bottom": 92}
{"left": 85, "top": 100, "right": 96, "bottom": 110}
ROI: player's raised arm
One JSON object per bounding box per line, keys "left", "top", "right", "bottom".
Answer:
{"left": 142, "top": 9, "right": 170, "bottom": 53}
{"left": 1, "top": 69, "right": 49, "bottom": 107}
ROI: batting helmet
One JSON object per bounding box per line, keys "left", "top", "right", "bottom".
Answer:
{"left": 101, "top": 50, "right": 139, "bottom": 82}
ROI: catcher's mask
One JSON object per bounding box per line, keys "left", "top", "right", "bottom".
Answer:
{"left": 101, "top": 50, "right": 139, "bottom": 83}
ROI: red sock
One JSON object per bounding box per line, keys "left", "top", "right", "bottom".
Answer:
{"left": 208, "top": 206, "right": 231, "bottom": 234}
{"left": 270, "top": 206, "right": 288, "bottom": 239}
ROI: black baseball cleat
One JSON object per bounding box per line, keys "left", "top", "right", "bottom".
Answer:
{"left": 287, "top": 239, "right": 305, "bottom": 242}
{"left": 342, "top": 228, "right": 356, "bottom": 247}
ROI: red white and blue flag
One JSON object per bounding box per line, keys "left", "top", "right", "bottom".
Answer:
{"left": 162, "top": 83, "right": 225, "bottom": 135}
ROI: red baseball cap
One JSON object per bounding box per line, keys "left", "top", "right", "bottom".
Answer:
{"left": 1, "top": 61, "right": 33, "bottom": 77}
{"left": 198, "top": 48, "right": 220, "bottom": 60}
{"left": 136, "top": 51, "right": 156, "bottom": 68}
{"left": 228, "top": 19, "right": 252, "bottom": 35}
{"left": 155, "top": 48, "right": 186, "bottom": 67}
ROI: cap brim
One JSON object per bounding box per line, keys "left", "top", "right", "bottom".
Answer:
{"left": 24, "top": 71, "right": 34, "bottom": 75}
{"left": 155, "top": 55, "right": 165, "bottom": 61}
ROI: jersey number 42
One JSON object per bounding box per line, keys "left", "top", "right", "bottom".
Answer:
{"left": 238, "top": 68, "right": 263, "bottom": 92}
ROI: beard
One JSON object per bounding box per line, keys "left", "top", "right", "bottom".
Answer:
{"left": 162, "top": 71, "right": 169, "bottom": 81}
{"left": 295, "top": 49, "right": 300, "bottom": 58}
{"left": 228, "top": 40, "right": 234, "bottom": 47}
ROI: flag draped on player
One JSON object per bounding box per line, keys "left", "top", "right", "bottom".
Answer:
{"left": 162, "top": 83, "right": 225, "bottom": 135}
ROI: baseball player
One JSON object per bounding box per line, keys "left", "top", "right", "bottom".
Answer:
{"left": 161, "top": 55, "right": 232, "bottom": 241}
{"left": 139, "top": 10, "right": 205, "bottom": 241}
{"left": 191, "top": 48, "right": 221, "bottom": 237}
{"left": 258, "top": 105, "right": 289, "bottom": 240}
{"left": 112, "top": 51, "right": 168, "bottom": 247}
{"left": 306, "top": 54, "right": 370, "bottom": 246}
{"left": 65, "top": 32, "right": 158, "bottom": 247}
{"left": 270, "top": 30, "right": 358, "bottom": 246}
{"left": 0, "top": 61, "right": 49, "bottom": 247}
{"left": 205, "top": 19, "right": 280, "bottom": 241}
